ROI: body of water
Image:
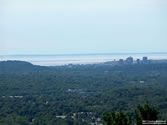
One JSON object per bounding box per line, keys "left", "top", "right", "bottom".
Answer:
{"left": 0, "top": 53, "right": 167, "bottom": 66}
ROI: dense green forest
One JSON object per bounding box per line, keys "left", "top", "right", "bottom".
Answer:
{"left": 0, "top": 61, "right": 167, "bottom": 125}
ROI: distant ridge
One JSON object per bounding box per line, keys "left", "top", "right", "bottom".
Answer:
{"left": 0, "top": 60, "right": 46, "bottom": 72}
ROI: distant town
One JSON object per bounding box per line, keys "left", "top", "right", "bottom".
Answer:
{"left": 104, "top": 56, "right": 167, "bottom": 65}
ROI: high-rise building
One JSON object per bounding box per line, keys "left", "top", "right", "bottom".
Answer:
{"left": 143, "top": 57, "right": 148, "bottom": 63}
{"left": 126, "top": 57, "right": 133, "bottom": 64}
{"left": 136, "top": 59, "right": 140, "bottom": 64}
{"left": 119, "top": 59, "right": 124, "bottom": 64}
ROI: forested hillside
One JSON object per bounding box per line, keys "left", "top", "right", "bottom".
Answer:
{"left": 0, "top": 61, "right": 47, "bottom": 72}
{"left": 0, "top": 61, "right": 167, "bottom": 124}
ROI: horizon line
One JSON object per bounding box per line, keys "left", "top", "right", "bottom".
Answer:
{"left": 1, "top": 52, "right": 167, "bottom": 56}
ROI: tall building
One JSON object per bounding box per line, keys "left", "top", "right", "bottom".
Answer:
{"left": 143, "top": 57, "right": 148, "bottom": 63}
{"left": 126, "top": 57, "right": 133, "bottom": 64}
{"left": 136, "top": 59, "right": 140, "bottom": 64}
{"left": 119, "top": 59, "right": 124, "bottom": 65}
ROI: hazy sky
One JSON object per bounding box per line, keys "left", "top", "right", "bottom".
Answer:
{"left": 0, "top": 0, "right": 167, "bottom": 55}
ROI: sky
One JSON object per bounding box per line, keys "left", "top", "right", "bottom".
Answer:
{"left": 0, "top": 0, "right": 167, "bottom": 55}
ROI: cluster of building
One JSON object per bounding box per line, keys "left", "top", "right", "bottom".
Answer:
{"left": 2, "top": 95, "right": 23, "bottom": 98}
{"left": 54, "top": 112, "right": 102, "bottom": 125}
{"left": 118, "top": 56, "right": 149, "bottom": 65}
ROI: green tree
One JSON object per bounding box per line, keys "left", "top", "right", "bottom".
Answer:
{"left": 134, "top": 103, "right": 159, "bottom": 125}
{"left": 103, "top": 103, "right": 159, "bottom": 125}
{"left": 102, "top": 109, "right": 131, "bottom": 125}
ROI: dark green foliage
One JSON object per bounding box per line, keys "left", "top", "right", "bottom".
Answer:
{"left": 134, "top": 103, "right": 159, "bottom": 125}
{"left": 103, "top": 109, "right": 131, "bottom": 125}
{"left": 103, "top": 103, "right": 159, "bottom": 125}
{"left": 0, "top": 61, "right": 167, "bottom": 124}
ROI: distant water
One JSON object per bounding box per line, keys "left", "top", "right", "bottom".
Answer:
{"left": 0, "top": 53, "right": 167, "bottom": 66}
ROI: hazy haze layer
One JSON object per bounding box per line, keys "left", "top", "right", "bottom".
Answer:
{"left": 0, "top": 0, "right": 167, "bottom": 55}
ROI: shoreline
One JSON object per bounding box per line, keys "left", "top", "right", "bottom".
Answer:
{"left": 0, "top": 53, "right": 167, "bottom": 66}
